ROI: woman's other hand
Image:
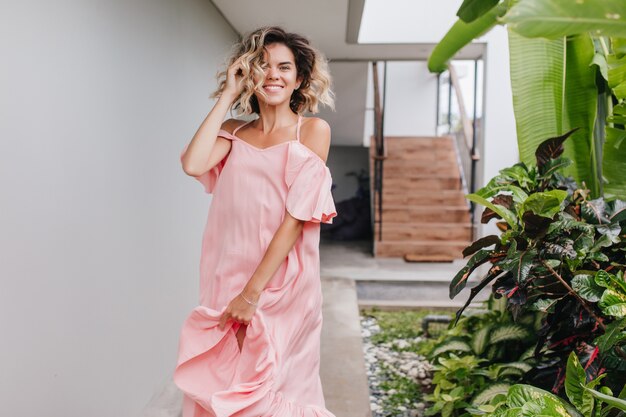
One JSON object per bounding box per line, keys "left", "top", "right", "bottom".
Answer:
{"left": 218, "top": 291, "right": 258, "bottom": 330}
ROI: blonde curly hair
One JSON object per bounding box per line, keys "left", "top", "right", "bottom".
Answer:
{"left": 211, "top": 26, "right": 335, "bottom": 116}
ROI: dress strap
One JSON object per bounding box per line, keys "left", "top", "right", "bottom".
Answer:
{"left": 232, "top": 119, "right": 254, "bottom": 136}
{"left": 296, "top": 114, "right": 303, "bottom": 142}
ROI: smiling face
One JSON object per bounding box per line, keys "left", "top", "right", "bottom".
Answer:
{"left": 253, "top": 42, "right": 302, "bottom": 108}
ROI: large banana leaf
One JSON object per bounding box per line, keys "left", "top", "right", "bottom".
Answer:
{"left": 608, "top": 38, "right": 626, "bottom": 100}
{"left": 508, "top": 29, "right": 564, "bottom": 164}
{"left": 457, "top": 0, "right": 501, "bottom": 23}
{"left": 602, "top": 37, "right": 626, "bottom": 199}
{"left": 509, "top": 32, "right": 599, "bottom": 192}
{"left": 603, "top": 127, "right": 626, "bottom": 199}
{"left": 562, "top": 34, "right": 599, "bottom": 196}
{"left": 429, "top": 0, "right": 626, "bottom": 200}
{"left": 428, "top": 2, "right": 509, "bottom": 73}
{"left": 503, "top": 0, "right": 626, "bottom": 39}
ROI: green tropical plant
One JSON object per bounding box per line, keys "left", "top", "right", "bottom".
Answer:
{"left": 472, "top": 352, "right": 626, "bottom": 417}
{"left": 426, "top": 354, "right": 484, "bottom": 417}
{"left": 503, "top": 0, "right": 626, "bottom": 39}
{"left": 425, "top": 3, "right": 626, "bottom": 415}
{"left": 424, "top": 296, "right": 540, "bottom": 417}
{"left": 449, "top": 132, "right": 626, "bottom": 394}
{"left": 579, "top": 271, "right": 626, "bottom": 376}
{"left": 428, "top": 0, "right": 626, "bottom": 199}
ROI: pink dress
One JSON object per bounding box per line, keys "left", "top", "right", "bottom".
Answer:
{"left": 174, "top": 114, "right": 338, "bottom": 417}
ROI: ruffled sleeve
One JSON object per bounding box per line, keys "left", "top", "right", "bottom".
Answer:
{"left": 180, "top": 130, "right": 235, "bottom": 194}
{"left": 284, "top": 142, "right": 337, "bottom": 224}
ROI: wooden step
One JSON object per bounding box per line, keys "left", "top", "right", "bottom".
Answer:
{"left": 375, "top": 240, "right": 469, "bottom": 258}
{"left": 374, "top": 222, "right": 473, "bottom": 241}
{"left": 385, "top": 140, "right": 455, "bottom": 154}
{"left": 384, "top": 137, "right": 455, "bottom": 150}
{"left": 379, "top": 157, "right": 461, "bottom": 167}
{"left": 383, "top": 169, "right": 461, "bottom": 181}
{"left": 380, "top": 206, "right": 470, "bottom": 223}
{"left": 383, "top": 164, "right": 460, "bottom": 177}
{"left": 371, "top": 151, "right": 458, "bottom": 163}
{"left": 383, "top": 176, "right": 462, "bottom": 190}
{"left": 403, "top": 254, "right": 456, "bottom": 263}
{"left": 384, "top": 135, "right": 450, "bottom": 141}
{"left": 370, "top": 148, "right": 457, "bottom": 164}
{"left": 374, "top": 190, "right": 467, "bottom": 206}
{"left": 379, "top": 157, "right": 461, "bottom": 166}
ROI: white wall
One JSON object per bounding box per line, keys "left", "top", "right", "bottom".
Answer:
{"left": 383, "top": 62, "right": 438, "bottom": 137}
{"left": 316, "top": 62, "right": 370, "bottom": 200}
{"left": 318, "top": 62, "right": 369, "bottom": 146}
{"left": 363, "top": 61, "right": 438, "bottom": 147}
{"left": 0, "top": 1, "right": 237, "bottom": 416}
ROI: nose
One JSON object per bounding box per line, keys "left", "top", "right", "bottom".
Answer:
{"left": 266, "top": 66, "right": 279, "bottom": 80}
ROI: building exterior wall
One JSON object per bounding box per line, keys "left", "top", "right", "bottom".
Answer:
{"left": 382, "top": 61, "right": 438, "bottom": 137}
{"left": 0, "top": 1, "right": 237, "bottom": 416}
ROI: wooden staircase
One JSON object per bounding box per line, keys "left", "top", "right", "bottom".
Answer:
{"left": 371, "top": 136, "right": 472, "bottom": 261}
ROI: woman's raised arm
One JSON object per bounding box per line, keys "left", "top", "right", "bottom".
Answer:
{"left": 181, "top": 58, "right": 245, "bottom": 176}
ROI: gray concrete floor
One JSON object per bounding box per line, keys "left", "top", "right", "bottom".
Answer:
{"left": 320, "top": 277, "right": 372, "bottom": 417}
{"left": 320, "top": 239, "right": 489, "bottom": 309}
{"left": 320, "top": 239, "right": 470, "bottom": 282}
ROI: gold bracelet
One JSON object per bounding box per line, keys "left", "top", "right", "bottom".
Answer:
{"left": 239, "top": 292, "right": 258, "bottom": 307}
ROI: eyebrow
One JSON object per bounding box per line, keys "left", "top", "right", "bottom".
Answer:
{"left": 261, "top": 61, "right": 294, "bottom": 66}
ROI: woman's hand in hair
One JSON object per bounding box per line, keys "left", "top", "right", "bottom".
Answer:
{"left": 222, "top": 57, "right": 246, "bottom": 101}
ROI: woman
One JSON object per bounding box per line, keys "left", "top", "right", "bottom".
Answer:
{"left": 174, "top": 26, "right": 338, "bottom": 417}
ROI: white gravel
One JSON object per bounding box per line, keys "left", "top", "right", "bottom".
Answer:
{"left": 360, "top": 315, "right": 432, "bottom": 417}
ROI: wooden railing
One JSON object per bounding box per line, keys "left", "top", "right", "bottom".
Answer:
{"left": 448, "top": 64, "right": 479, "bottom": 162}
{"left": 372, "top": 61, "right": 386, "bottom": 243}
{"left": 442, "top": 62, "right": 481, "bottom": 240}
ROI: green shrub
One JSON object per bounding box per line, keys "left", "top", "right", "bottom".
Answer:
{"left": 424, "top": 296, "right": 540, "bottom": 417}
{"left": 471, "top": 352, "right": 626, "bottom": 417}
{"left": 450, "top": 131, "right": 626, "bottom": 394}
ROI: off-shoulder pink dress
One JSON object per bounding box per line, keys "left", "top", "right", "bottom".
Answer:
{"left": 174, "top": 114, "right": 338, "bottom": 417}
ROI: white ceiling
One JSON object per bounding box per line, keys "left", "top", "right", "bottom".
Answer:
{"left": 211, "top": 0, "right": 484, "bottom": 61}
{"left": 359, "top": 0, "right": 466, "bottom": 44}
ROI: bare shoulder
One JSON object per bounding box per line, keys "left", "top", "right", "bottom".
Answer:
{"left": 220, "top": 118, "right": 249, "bottom": 135}
{"left": 300, "top": 117, "right": 331, "bottom": 163}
